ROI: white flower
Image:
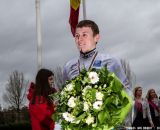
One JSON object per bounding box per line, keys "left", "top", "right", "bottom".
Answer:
{"left": 88, "top": 72, "right": 99, "bottom": 84}
{"left": 65, "top": 83, "right": 73, "bottom": 91}
{"left": 67, "top": 96, "right": 76, "bottom": 108}
{"left": 82, "top": 85, "right": 92, "bottom": 94}
{"left": 103, "top": 84, "right": 107, "bottom": 88}
{"left": 83, "top": 102, "right": 89, "bottom": 111}
{"left": 96, "top": 91, "right": 104, "bottom": 100}
{"left": 62, "top": 112, "right": 75, "bottom": 122}
{"left": 86, "top": 115, "right": 94, "bottom": 125}
{"left": 60, "top": 90, "right": 64, "bottom": 95}
{"left": 94, "top": 85, "right": 98, "bottom": 88}
{"left": 93, "top": 101, "right": 103, "bottom": 110}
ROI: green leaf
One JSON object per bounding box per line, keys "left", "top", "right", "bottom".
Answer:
{"left": 110, "top": 74, "right": 123, "bottom": 92}
{"left": 51, "top": 112, "right": 59, "bottom": 122}
{"left": 76, "top": 112, "right": 87, "bottom": 121}
{"left": 91, "top": 89, "right": 96, "bottom": 102}
{"left": 98, "top": 111, "right": 110, "bottom": 124}
{"left": 75, "top": 81, "right": 82, "bottom": 92}
{"left": 122, "top": 97, "right": 129, "bottom": 106}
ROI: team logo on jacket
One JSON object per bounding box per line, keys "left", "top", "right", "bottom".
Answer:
{"left": 93, "top": 60, "right": 102, "bottom": 67}
{"left": 69, "top": 63, "right": 79, "bottom": 78}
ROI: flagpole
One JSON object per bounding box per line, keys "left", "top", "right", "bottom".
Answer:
{"left": 82, "top": 0, "right": 87, "bottom": 20}
{"left": 35, "top": 0, "right": 42, "bottom": 70}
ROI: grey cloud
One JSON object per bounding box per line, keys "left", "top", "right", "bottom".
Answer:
{"left": 1, "top": 0, "right": 160, "bottom": 108}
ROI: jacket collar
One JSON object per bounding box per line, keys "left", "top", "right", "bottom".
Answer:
{"left": 80, "top": 48, "right": 96, "bottom": 59}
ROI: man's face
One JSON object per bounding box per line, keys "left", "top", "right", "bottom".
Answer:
{"left": 75, "top": 27, "right": 100, "bottom": 53}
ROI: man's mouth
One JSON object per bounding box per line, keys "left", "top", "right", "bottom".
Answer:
{"left": 78, "top": 43, "right": 85, "bottom": 47}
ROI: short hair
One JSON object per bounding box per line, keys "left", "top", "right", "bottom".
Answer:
{"left": 76, "top": 20, "right": 99, "bottom": 36}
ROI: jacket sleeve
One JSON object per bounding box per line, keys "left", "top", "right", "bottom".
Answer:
{"left": 63, "top": 65, "right": 69, "bottom": 82}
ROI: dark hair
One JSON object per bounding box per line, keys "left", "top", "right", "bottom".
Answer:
{"left": 76, "top": 20, "right": 99, "bottom": 36}
{"left": 32, "top": 68, "right": 54, "bottom": 104}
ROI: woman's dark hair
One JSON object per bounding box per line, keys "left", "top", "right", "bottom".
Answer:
{"left": 32, "top": 68, "right": 54, "bottom": 104}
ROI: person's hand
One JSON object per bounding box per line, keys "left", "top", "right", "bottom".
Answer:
{"left": 53, "top": 100, "right": 58, "bottom": 111}
{"left": 150, "top": 121, "right": 154, "bottom": 128}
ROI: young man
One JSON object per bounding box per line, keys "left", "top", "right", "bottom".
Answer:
{"left": 63, "top": 20, "right": 131, "bottom": 94}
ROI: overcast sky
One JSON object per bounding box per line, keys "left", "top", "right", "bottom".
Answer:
{"left": 0, "top": 0, "right": 160, "bottom": 108}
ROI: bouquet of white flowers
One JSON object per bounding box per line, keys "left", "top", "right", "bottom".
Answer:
{"left": 50, "top": 67, "right": 132, "bottom": 130}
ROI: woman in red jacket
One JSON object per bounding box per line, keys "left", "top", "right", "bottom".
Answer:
{"left": 27, "top": 68, "right": 56, "bottom": 130}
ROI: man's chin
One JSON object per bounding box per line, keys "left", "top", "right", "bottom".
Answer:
{"left": 79, "top": 48, "right": 87, "bottom": 53}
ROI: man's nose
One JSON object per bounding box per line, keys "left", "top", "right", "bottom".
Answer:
{"left": 78, "top": 35, "right": 83, "bottom": 41}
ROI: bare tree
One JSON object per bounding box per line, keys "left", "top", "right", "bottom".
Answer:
{"left": 120, "top": 59, "right": 136, "bottom": 89}
{"left": 53, "top": 66, "right": 65, "bottom": 90}
{"left": 3, "top": 70, "right": 29, "bottom": 119}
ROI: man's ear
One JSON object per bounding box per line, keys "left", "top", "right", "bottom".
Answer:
{"left": 94, "top": 34, "right": 100, "bottom": 43}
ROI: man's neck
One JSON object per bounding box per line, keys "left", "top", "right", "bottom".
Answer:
{"left": 80, "top": 48, "right": 96, "bottom": 59}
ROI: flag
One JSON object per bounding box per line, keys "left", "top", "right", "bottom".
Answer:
{"left": 69, "top": 0, "right": 81, "bottom": 36}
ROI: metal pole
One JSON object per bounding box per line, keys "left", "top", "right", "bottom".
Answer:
{"left": 35, "top": 0, "right": 42, "bottom": 70}
{"left": 82, "top": 0, "right": 87, "bottom": 20}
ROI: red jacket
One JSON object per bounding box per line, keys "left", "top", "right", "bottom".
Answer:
{"left": 27, "top": 82, "right": 55, "bottom": 130}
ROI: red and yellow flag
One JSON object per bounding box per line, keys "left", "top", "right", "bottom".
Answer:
{"left": 69, "top": 0, "right": 81, "bottom": 36}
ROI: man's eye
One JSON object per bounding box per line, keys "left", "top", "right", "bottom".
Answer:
{"left": 75, "top": 35, "right": 79, "bottom": 39}
{"left": 83, "top": 34, "right": 87, "bottom": 37}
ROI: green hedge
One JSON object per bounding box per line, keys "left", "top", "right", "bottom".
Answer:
{"left": 0, "top": 122, "right": 31, "bottom": 130}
